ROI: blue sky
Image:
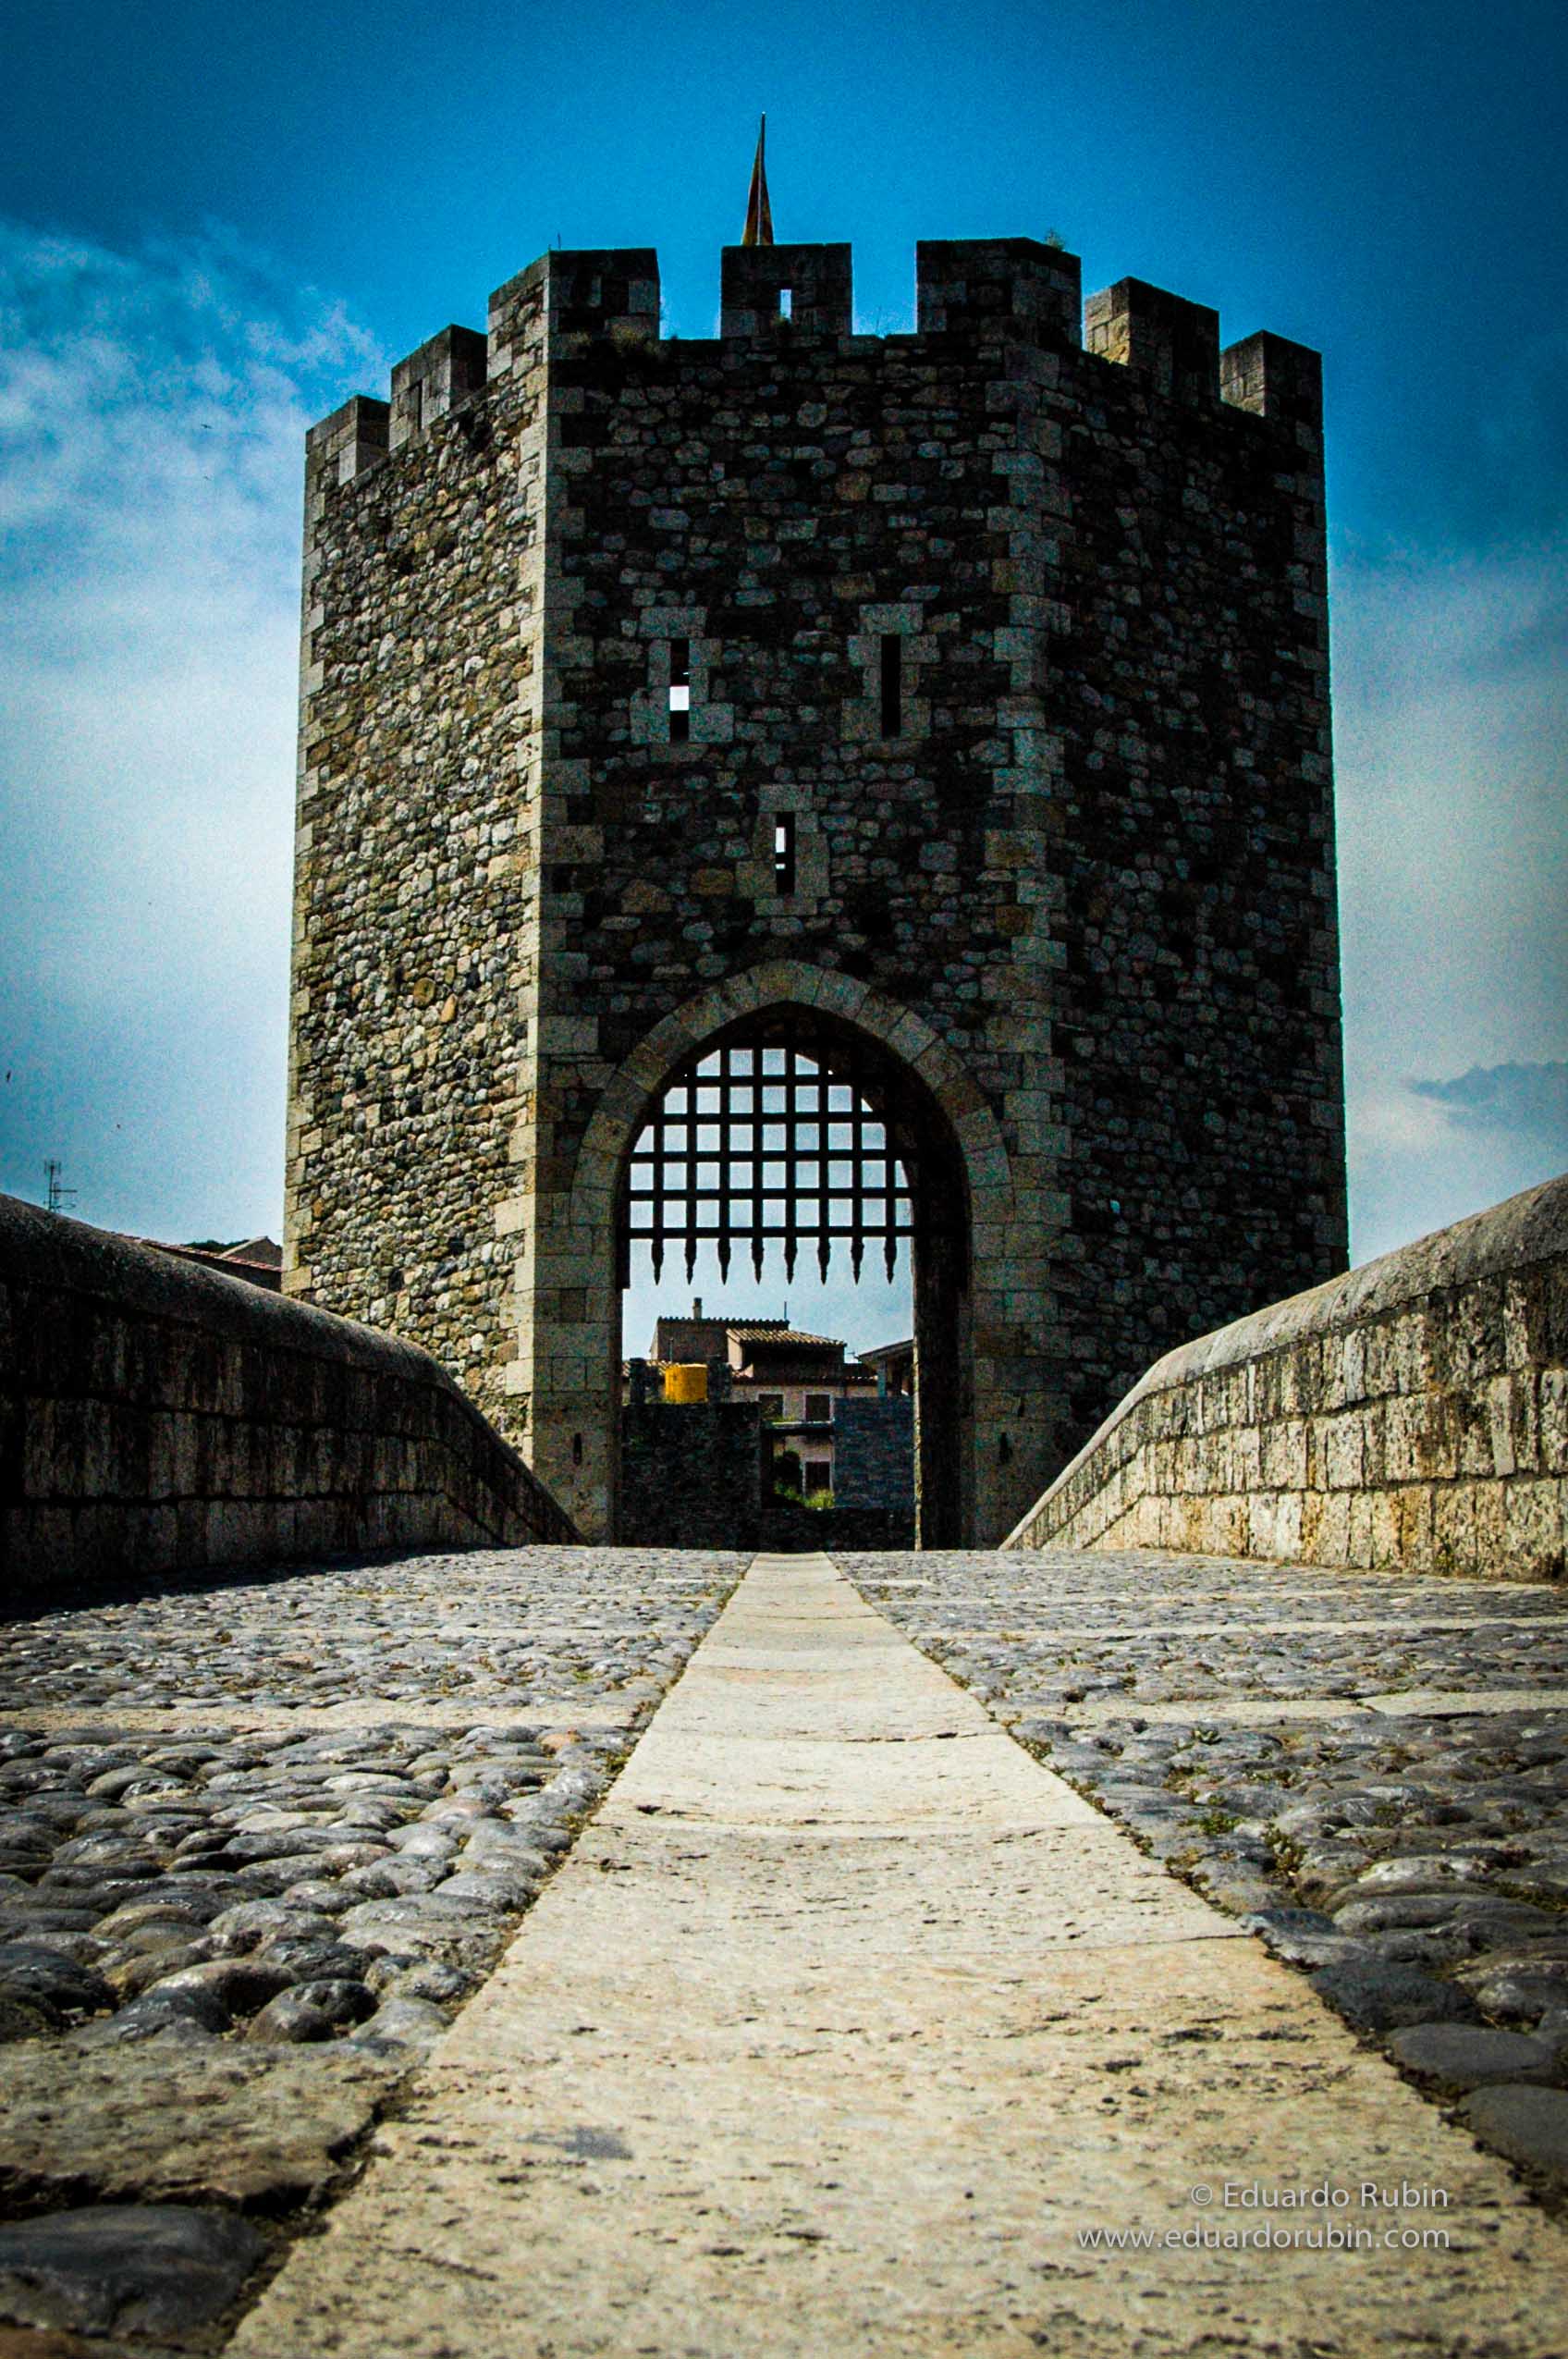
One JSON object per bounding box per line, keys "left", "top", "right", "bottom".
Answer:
{"left": 2, "top": 0, "right": 1565, "bottom": 1352}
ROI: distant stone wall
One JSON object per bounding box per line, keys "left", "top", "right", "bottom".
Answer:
{"left": 1, "top": 1198, "right": 576, "bottom": 1596}
{"left": 1006, "top": 1174, "right": 1568, "bottom": 1582}
{"left": 833, "top": 1395, "right": 914, "bottom": 1514}
{"left": 619, "top": 1402, "right": 767, "bottom": 1548}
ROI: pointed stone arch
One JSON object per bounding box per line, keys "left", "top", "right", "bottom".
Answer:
{"left": 539, "top": 961, "right": 1017, "bottom": 1544}
{"left": 569, "top": 960, "right": 1015, "bottom": 1247}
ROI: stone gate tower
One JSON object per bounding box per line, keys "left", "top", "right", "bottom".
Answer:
{"left": 284, "top": 231, "right": 1346, "bottom": 1543}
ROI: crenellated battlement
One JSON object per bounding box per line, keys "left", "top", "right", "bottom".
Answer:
{"left": 1084, "top": 277, "right": 1219, "bottom": 407}
{"left": 311, "top": 234, "right": 1320, "bottom": 482}
{"left": 389, "top": 325, "right": 487, "bottom": 451}
{"left": 305, "top": 393, "right": 389, "bottom": 487}
{"left": 915, "top": 237, "right": 1082, "bottom": 344}
{"left": 495, "top": 245, "right": 662, "bottom": 350}
{"left": 720, "top": 240, "right": 851, "bottom": 337}
{"left": 1220, "top": 328, "right": 1324, "bottom": 433}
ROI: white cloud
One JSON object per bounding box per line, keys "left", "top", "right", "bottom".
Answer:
{"left": 1333, "top": 529, "right": 1568, "bottom": 1262}
{"left": 0, "top": 219, "right": 385, "bottom": 1238}
{"left": 1409, "top": 1061, "right": 1568, "bottom": 1141}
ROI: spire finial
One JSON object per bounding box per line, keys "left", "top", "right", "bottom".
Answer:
{"left": 742, "top": 115, "right": 774, "bottom": 248}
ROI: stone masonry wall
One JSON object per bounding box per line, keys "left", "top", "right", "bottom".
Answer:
{"left": 285, "top": 291, "right": 549, "bottom": 1451}
{"left": 1006, "top": 1173, "right": 1568, "bottom": 1580}
{"left": 1, "top": 1198, "right": 576, "bottom": 1595}
{"left": 619, "top": 1400, "right": 767, "bottom": 1549}
{"left": 288, "top": 234, "right": 1344, "bottom": 1544}
{"left": 833, "top": 1395, "right": 915, "bottom": 1513}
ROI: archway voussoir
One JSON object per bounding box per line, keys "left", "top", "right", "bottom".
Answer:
{"left": 750, "top": 961, "right": 803, "bottom": 1001}
{"left": 885, "top": 1013, "right": 937, "bottom": 1064}
{"left": 954, "top": 1106, "right": 1000, "bottom": 1149}
{"left": 913, "top": 1043, "right": 983, "bottom": 1116}
{"left": 810, "top": 968, "right": 871, "bottom": 1018}
{"left": 625, "top": 1034, "right": 690, "bottom": 1089}
{"left": 573, "top": 1146, "right": 619, "bottom": 1189}
{"left": 965, "top": 1144, "right": 1013, "bottom": 1191}
{"left": 592, "top": 1081, "right": 645, "bottom": 1136}
{"left": 848, "top": 978, "right": 914, "bottom": 1036}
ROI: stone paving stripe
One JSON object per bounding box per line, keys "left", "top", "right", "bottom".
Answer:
{"left": 1035, "top": 1689, "right": 1568, "bottom": 1727}
{"left": 1008, "top": 1698, "right": 1382, "bottom": 1726}
{"left": 225, "top": 1554, "right": 1566, "bottom": 2359}
{"left": 0, "top": 1702, "right": 642, "bottom": 1734}
{"left": 1361, "top": 1687, "right": 1568, "bottom": 1718}
{"left": 912, "top": 1616, "right": 1559, "bottom": 1642}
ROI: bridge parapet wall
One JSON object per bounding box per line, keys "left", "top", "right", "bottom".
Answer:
{"left": 1, "top": 1196, "right": 576, "bottom": 1597}
{"left": 1006, "top": 1173, "right": 1568, "bottom": 1581}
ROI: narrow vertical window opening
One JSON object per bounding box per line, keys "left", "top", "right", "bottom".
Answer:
{"left": 668, "top": 637, "right": 691, "bottom": 743}
{"left": 774, "top": 812, "right": 797, "bottom": 895}
{"left": 778, "top": 286, "right": 793, "bottom": 321}
{"left": 879, "top": 634, "right": 902, "bottom": 737}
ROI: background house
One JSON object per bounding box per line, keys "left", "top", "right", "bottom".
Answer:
{"left": 641, "top": 1300, "right": 893, "bottom": 1500}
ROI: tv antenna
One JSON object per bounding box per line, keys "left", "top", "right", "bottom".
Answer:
{"left": 44, "top": 1159, "right": 77, "bottom": 1217}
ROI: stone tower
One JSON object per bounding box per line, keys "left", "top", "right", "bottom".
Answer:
{"left": 284, "top": 232, "right": 1346, "bottom": 1543}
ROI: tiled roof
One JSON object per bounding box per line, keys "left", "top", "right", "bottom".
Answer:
{"left": 727, "top": 1324, "right": 842, "bottom": 1347}
{"left": 120, "top": 1234, "right": 284, "bottom": 1294}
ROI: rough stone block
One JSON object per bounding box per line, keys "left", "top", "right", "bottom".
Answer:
{"left": 1503, "top": 1477, "right": 1565, "bottom": 1578}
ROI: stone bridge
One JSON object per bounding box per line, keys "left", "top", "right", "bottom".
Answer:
{"left": 0, "top": 1177, "right": 1564, "bottom": 2352}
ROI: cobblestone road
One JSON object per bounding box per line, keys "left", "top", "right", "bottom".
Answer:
{"left": 843, "top": 1548, "right": 1568, "bottom": 2191}
{"left": 0, "top": 1548, "right": 742, "bottom": 2353}
{"left": 0, "top": 1542, "right": 1564, "bottom": 2353}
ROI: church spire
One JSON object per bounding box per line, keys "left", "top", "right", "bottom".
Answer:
{"left": 741, "top": 116, "right": 774, "bottom": 248}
